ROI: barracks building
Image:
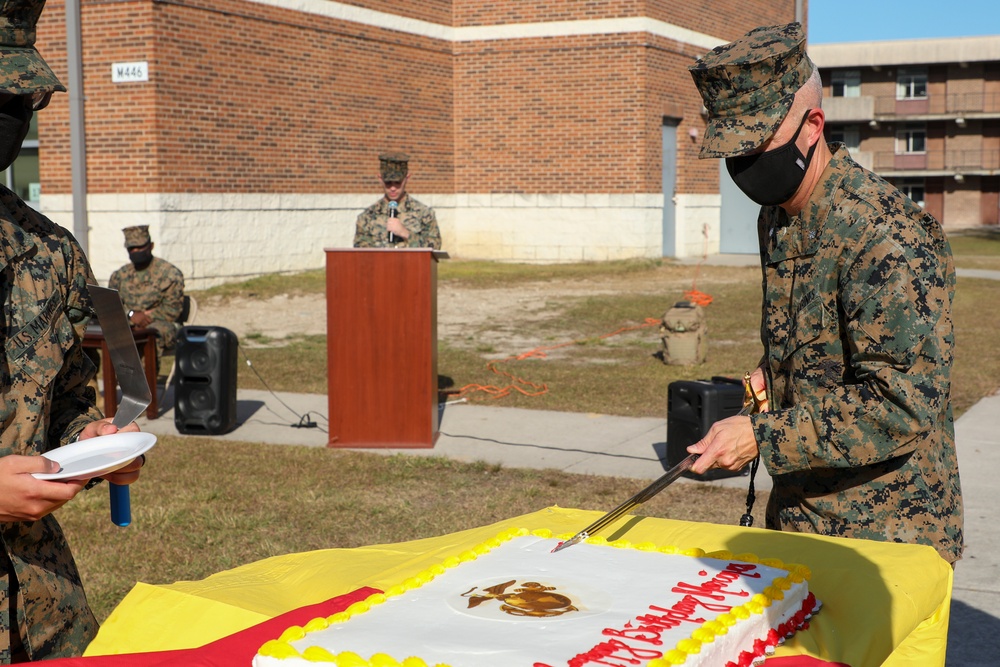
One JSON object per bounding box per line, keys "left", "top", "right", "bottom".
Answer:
{"left": 26, "top": 0, "right": 814, "bottom": 288}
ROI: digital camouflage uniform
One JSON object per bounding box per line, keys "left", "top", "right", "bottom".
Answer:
{"left": 751, "top": 145, "right": 963, "bottom": 563}
{"left": 108, "top": 256, "right": 185, "bottom": 357}
{"left": 353, "top": 194, "right": 442, "bottom": 250}
{"left": 0, "top": 186, "right": 103, "bottom": 661}
{"left": 691, "top": 23, "right": 964, "bottom": 563}
{"left": 353, "top": 152, "right": 442, "bottom": 250}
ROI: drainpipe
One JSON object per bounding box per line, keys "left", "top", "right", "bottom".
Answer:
{"left": 65, "top": 0, "right": 88, "bottom": 255}
{"left": 796, "top": 0, "right": 803, "bottom": 25}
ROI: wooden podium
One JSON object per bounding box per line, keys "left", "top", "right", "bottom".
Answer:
{"left": 325, "top": 248, "right": 447, "bottom": 447}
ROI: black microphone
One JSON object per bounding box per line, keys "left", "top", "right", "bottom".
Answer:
{"left": 388, "top": 200, "right": 398, "bottom": 244}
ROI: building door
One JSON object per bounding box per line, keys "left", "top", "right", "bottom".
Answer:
{"left": 661, "top": 119, "right": 678, "bottom": 256}
{"left": 719, "top": 161, "right": 760, "bottom": 254}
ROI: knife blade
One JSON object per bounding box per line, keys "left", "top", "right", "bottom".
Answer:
{"left": 87, "top": 285, "right": 152, "bottom": 527}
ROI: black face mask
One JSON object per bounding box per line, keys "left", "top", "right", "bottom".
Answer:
{"left": 0, "top": 96, "right": 32, "bottom": 172}
{"left": 129, "top": 249, "right": 153, "bottom": 267}
{"left": 725, "top": 110, "right": 817, "bottom": 206}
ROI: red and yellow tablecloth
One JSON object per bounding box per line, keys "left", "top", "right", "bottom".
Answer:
{"left": 67, "top": 507, "right": 950, "bottom": 666}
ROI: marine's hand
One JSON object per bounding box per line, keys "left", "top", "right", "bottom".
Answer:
{"left": 101, "top": 454, "right": 145, "bottom": 486}
{"left": 77, "top": 417, "right": 141, "bottom": 441}
{"left": 0, "top": 455, "right": 87, "bottom": 522}
{"left": 686, "top": 415, "right": 759, "bottom": 475}
{"left": 749, "top": 367, "right": 769, "bottom": 412}
{"left": 130, "top": 310, "right": 153, "bottom": 328}
{"left": 77, "top": 419, "right": 144, "bottom": 485}
{"left": 386, "top": 216, "right": 410, "bottom": 239}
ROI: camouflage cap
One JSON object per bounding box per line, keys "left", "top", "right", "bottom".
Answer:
{"left": 122, "top": 225, "right": 151, "bottom": 248}
{"left": 0, "top": 0, "right": 66, "bottom": 94}
{"left": 689, "top": 22, "right": 814, "bottom": 158}
{"left": 379, "top": 152, "right": 409, "bottom": 182}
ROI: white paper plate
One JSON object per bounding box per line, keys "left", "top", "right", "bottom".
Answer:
{"left": 33, "top": 431, "right": 157, "bottom": 481}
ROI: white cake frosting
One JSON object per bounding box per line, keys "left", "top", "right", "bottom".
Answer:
{"left": 253, "top": 528, "right": 820, "bottom": 667}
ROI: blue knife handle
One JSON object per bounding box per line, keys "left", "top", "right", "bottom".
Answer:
{"left": 110, "top": 483, "right": 131, "bottom": 527}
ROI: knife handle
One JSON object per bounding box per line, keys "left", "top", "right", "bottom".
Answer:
{"left": 110, "top": 483, "right": 131, "bottom": 527}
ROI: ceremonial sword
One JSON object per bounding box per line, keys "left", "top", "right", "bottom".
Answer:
{"left": 551, "top": 373, "right": 762, "bottom": 553}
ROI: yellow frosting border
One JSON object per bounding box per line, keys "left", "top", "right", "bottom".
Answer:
{"left": 256, "top": 527, "right": 811, "bottom": 666}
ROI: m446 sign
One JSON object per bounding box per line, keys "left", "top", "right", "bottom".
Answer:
{"left": 112, "top": 61, "right": 149, "bottom": 83}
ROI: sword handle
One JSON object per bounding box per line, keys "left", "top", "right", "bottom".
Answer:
{"left": 110, "top": 483, "right": 131, "bottom": 527}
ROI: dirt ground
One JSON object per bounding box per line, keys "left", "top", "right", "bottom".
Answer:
{"left": 194, "top": 272, "right": 699, "bottom": 352}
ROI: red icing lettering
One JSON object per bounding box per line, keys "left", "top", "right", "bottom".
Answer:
{"left": 572, "top": 562, "right": 771, "bottom": 666}
{"left": 602, "top": 622, "right": 664, "bottom": 645}
{"left": 568, "top": 639, "right": 663, "bottom": 666}
{"left": 671, "top": 562, "right": 760, "bottom": 601}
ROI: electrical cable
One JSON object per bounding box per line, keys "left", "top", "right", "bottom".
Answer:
{"left": 238, "top": 343, "right": 328, "bottom": 433}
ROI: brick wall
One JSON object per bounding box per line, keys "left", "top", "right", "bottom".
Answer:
{"left": 32, "top": 0, "right": 803, "bottom": 285}
{"left": 39, "top": 0, "right": 454, "bottom": 194}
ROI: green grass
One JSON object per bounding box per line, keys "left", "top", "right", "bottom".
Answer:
{"left": 949, "top": 228, "right": 1000, "bottom": 271}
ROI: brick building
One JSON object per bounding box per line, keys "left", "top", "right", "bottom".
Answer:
{"left": 812, "top": 36, "right": 1000, "bottom": 228}
{"left": 30, "top": 0, "right": 802, "bottom": 288}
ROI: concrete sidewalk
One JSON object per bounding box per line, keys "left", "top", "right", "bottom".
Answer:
{"left": 137, "top": 384, "right": 997, "bottom": 665}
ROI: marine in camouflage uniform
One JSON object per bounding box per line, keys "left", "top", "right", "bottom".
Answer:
{"left": 353, "top": 153, "right": 442, "bottom": 249}
{"left": 0, "top": 1, "right": 106, "bottom": 658}
{"left": 108, "top": 225, "right": 185, "bottom": 359}
{"left": 689, "top": 23, "right": 963, "bottom": 563}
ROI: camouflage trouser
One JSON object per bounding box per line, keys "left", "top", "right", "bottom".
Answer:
{"left": 148, "top": 319, "right": 180, "bottom": 362}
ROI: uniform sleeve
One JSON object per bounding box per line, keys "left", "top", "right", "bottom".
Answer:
{"left": 354, "top": 206, "right": 381, "bottom": 248}
{"left": 754, "top": 220, "right": 954, "bottom": 474}
{"left": 148, "top": 264, "right": 184, "bottom": 323}
{"left": 399, "top": 202, "right": 441, "bottom": 249}
{"left": 409, "top": 207, "right": 442, "bottom": 250}
{"left": 49, "top": 236, "right": 104, "bottom": 444}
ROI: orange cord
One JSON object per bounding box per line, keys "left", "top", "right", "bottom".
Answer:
{"left": 452, "top": 317, "right": 662, "bottom": 400}
{"left": 684, "top": 223, "right": 714, "bottom": 306}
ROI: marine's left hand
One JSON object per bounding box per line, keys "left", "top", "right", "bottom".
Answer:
{"left": 77, "top": 418, "right": 145, "bottom": 485}
{"left": 130, "top": 310, "right": 153, "bottom": 328}
{"left": 686, "top": 415, "right": 759, "bottom": 476}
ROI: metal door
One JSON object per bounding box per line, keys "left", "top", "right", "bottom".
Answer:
{"left": 661, "top": 120, "right": 678, "bottom": 256}
{"left": 719, "top": 160, "right": 760, "bottom": 254}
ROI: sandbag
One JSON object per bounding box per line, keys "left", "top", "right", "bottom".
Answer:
{"left": 659, "top": 301, "right": 706, "bottom": 365}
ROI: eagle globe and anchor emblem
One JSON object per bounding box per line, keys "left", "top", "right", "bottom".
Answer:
{"left": 461, "top": 580, "right": 579, "bottom": 618}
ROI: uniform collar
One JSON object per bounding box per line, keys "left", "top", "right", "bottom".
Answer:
{"left": 383, "top": 193, "right": 408, "bottom": 209}
{"left": 0, "top": 192, "right": 36, "bottom": 273}
{"left": 765, "top": 143, "right": 852, "bottom": 264}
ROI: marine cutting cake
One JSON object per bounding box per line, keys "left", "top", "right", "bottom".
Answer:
{"left": 253, "top": 527, "right": 820, "bottom": 667}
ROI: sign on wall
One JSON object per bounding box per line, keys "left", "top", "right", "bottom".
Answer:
{"left": 111, "top": 61, "right": 149, "bottom": 83}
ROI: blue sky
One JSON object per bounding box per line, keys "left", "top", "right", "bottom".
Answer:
{"left": 808, "top": 0, "right": 1000, "bottom": 43}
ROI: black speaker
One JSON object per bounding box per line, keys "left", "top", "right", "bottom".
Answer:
{"left": 667, "top": 377, "right": 749, "bottom": 481}
{"left": 174, "top": 326, "right": 238, "bottom": 435}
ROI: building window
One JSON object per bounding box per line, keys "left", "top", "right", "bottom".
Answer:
{"left": 831, "top": 70, "right": 861, "bottom": 98}
{"left": 1, "top": 114, "right": 39, "bottom": 206}
{"left": 897, "top": 124, "right": 927, "bottom": 154}
{"left": 897, "top": 68, "right": 928, "bottom": 100}
{"left": 829, "top": 124, "right": 861, "bottom": 152}
{"left": 899, "top": 179, "right": 926, "bottom": 208}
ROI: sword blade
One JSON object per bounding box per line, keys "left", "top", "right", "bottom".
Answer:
{"left": 551, "top": 453, "right": 698, "bottom": 553}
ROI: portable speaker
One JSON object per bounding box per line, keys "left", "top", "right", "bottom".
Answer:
{"left": 666, "top": 376, "right": 749, "bottom": 481}
{"left": 174, "top": 326, "right": 238, "bottom": 435}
